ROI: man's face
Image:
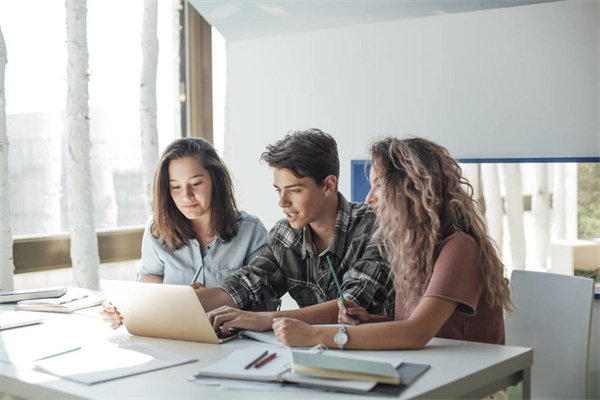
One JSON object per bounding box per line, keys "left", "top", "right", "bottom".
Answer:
{"left": 273, "top": 168, "right": 328, "bottom": 230}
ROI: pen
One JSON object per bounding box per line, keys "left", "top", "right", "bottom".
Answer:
{"left": 326, "top": 255, "right": 348, "bottom": 309}
{"left": 190, "top": 264, "right": 204, "bottom": 285}
{"left": 244, "top": 350, "right": 268, "bottom": 369}
{"left": 57, "top": 294, "right": 88, "bottom": 305}
{"left": 254, "top": 352, "right": 277, "bottom": 368}
{"left": 35, "top": 347, "right": 82, "bottom": 361}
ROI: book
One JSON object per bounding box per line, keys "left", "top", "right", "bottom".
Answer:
{"left": 0, "top": 311, "right": 44, "bottom": 330}
{"left": 291, "top": 351, "right": 401, "bottom": 385}
{"left": 15, "top": 287, "right": 104, "bottom": 313}
{"left": 0, "top": 287, "right": 66, "bottom": 303}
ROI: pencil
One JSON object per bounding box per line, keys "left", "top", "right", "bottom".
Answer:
{"left": 326, "top": 255, "right": 348, "bottom": 309}
{"left": 244, "top": 350, "right": 268, "bottom": 369}
{"left": 254, "top": 352, "right": 277, "bottom": 368}
{"left": 190, "top": 264, "right": 204, "bottom": 285}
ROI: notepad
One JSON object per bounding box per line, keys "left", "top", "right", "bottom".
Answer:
{"left": 34, "top": 342, "right": 197, "bottom": 385}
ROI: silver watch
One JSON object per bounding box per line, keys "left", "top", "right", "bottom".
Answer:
{"left": 333, "top": 326, "right": 348, "bottom": 349}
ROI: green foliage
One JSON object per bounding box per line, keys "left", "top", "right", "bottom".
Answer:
{"left": 578, "top": 163, "right": 600, "bottom": 239}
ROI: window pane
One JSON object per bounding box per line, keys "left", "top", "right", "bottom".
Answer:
{"left": 2, "top": 0, "right": 180, "bottom": 236}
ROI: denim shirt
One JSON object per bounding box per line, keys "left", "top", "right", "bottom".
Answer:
{"left": 137, "top": 211, "right": 268, "bottom": 288}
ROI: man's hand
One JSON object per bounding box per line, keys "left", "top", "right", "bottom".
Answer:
{"left": 338, "top": 299, "right": 371, "bottom": 325}
{"left": 272, "top": 317, "right": 319, "bottom": 347}
{"left": 207, "top": 306, "right": 273, "bottom": 333}
{"left": 100, "top": 301, "right": 123, "bottom": 330}
{"left": 190, "top": 282, "right": 205, "bottom": 291}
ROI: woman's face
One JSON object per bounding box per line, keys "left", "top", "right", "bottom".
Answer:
{"left": 168, "top": 156, "right": 213, "bottom": 222}
{"left": 365, "top": 164, "right": 382, "bottom": 212}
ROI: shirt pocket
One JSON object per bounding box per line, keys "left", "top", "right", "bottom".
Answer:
{"left": 212, "top": 266, "right": 243, "bottom": 287}
{"left": 162, "top": 263, "right": 187, "bottom": 285}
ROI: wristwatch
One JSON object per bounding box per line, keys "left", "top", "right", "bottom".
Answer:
{"left": 333, "top": 326, "right": 348, "bottom": 349}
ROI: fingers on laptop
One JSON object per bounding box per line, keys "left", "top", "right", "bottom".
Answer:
{"left": 100, "top": 301, "right": 123, "bottom": 329}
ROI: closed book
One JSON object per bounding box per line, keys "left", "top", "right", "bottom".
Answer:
{"left": 0, "top": 287, "right": 67, "bottom": 304}
{"left": 291, "top": 351, "right": 401, "bottom": 385}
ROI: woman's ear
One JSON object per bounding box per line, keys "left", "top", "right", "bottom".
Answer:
{"left": 323, "top": 175, "right": 337, "bottom": 195}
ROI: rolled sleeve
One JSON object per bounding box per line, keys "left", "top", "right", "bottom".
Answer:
{"left": 220, "top": 242, "right": 287, "bottom": 310}
{"left": 340, "top": 242, "right": 395, "bottom": 316}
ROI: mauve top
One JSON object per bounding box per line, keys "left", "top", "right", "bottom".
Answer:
{"left": 394, "top": 231, "right": 505, "bottom": 345}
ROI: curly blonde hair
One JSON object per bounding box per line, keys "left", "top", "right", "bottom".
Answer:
{"left": 370, "top": 137, "right": 514, "bottom": 312}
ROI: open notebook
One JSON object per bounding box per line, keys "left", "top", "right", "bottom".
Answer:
{"left": 101, "top": 280, "right": 238, "bottom": 344}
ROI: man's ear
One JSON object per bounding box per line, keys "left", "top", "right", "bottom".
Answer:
{"left": 323, "top": 175, "right": 337, "bottom": 196}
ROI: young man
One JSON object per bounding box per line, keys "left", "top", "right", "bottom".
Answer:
{"left": 198, "top": 129, "right": 394, "bottom": 333}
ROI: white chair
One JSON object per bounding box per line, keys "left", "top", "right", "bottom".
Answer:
{"left": 505, "top": 270, "right": 595, "bottom": 399}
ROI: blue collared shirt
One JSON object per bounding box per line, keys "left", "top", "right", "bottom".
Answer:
{"left": 137, "top": 211, "right": 268, "bottom": 288}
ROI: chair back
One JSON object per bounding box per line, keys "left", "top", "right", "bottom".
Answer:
{"left": 505, "top": 270, "right": 595, "bottom": 399}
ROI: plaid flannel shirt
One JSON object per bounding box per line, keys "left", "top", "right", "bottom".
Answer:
{"left": 220, "top": 193, "right": 395, "bottom": 316}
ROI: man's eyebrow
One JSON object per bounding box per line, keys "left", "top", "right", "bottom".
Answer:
{"left": 273, "top": 183, "right": 305, "bottom": 189}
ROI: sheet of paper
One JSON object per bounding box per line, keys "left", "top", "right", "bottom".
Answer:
{"left": 34, "top": 342, "right": 197, "bottom": 384}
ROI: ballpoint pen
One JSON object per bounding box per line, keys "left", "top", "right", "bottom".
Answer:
{"left": 254, "top": 352, "right": 277, "bottom": 368}
{"left": 244, "top": 350, "right": 268, "bottom": 369}
{"left": 326, "top": 255, "right": 348, "bottom": 309}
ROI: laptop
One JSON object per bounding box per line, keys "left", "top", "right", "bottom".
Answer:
{"left": 100, "top": 280, "right": 238, "bottom": 344}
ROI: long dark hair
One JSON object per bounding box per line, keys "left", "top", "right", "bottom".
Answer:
{"left": 151, "top": 138, "right": 238, "bottom": 251}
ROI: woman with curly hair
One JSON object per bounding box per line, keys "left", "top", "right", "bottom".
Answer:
{"left": 273, "top": 137, "right": 513, "bottom": 350}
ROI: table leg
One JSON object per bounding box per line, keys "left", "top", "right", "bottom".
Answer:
{"left": 521, "top": 366, "right": 531, "bottom": 399}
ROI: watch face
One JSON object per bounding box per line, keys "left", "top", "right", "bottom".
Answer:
{"left": 334, "top": 329, "right": 348, "bottom": 348}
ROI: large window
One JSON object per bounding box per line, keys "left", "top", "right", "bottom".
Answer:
{"left": 1, "top": 0, "right": 180, "bottom": 238}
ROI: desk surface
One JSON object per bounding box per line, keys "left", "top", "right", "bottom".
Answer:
{"left": 0, "top": 305, "right": 532, "bottom": 400}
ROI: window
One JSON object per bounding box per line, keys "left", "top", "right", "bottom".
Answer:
{"left": 1, "top": 0, "right": 181, "bottom": 275}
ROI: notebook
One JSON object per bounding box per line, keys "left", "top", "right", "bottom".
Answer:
{"left": 0, "top": 287, "right": 66, "bottom": 303}
{"left": 193, "top": 345, "right": 428, "bottom": 395}
{"left": 100, "top": 280, "right": 238, "bottom": 344}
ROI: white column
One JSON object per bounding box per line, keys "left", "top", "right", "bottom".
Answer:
{"left": 0, "top": 26, "right": 14, "bottom": 292}
{"left": 140, "top": 0, "right": 160, "bottom": 215}
{"left": 481, "top": 163, "right": 504, "bottom": 258}
{"left": 531, "top": 163, "right": 551, "bottom": 270}
{"left": 501, "top": 163, "right": 527, "bottom": 271}
{"left": 65, "top": 0, "right": 100, "bottom": 290}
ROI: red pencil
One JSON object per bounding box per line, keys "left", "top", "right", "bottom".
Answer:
{"left": 254, "top": 352, "right": 277, "bottom": 368}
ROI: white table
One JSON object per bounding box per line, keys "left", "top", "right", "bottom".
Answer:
{"left": 0, "top": 305, "right": 532, "bottom": 399}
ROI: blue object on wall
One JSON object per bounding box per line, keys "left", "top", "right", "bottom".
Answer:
{"left": 351, "top": 160, "right": 371, "bottom": 203}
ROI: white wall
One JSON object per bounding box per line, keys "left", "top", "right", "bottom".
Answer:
{"left": 223, "top": 1, "right": 600, "bottom": 228}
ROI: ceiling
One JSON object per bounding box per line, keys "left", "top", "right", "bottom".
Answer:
{"left": 188, "top": 0, "right": 562, "bottom": 41}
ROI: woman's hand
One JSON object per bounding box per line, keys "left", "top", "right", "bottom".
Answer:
{"left": 207, "top": 306, "right": 272, "bottom": 333}
{"left": 190, "top": 282, "right": 205, "bottom": 290}
{"left": 100, "top": 301, "right": 123, "bottom": 330}
{"left": 338, "top": 299, "right": 371, "bottom": 325}
{"left": 272, "top": 317, "right": 319, "bottom": 347}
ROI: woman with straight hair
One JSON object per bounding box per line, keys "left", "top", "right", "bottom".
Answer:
{"left": 272, "top": 136, "right": 513, "bottom": 351}
{"left": 102, "top": 137, "right": 268, "bottom": 329}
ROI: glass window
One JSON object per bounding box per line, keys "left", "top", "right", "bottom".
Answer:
{"left": 1, "top": 0, "right": 180, "bottom": 237}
